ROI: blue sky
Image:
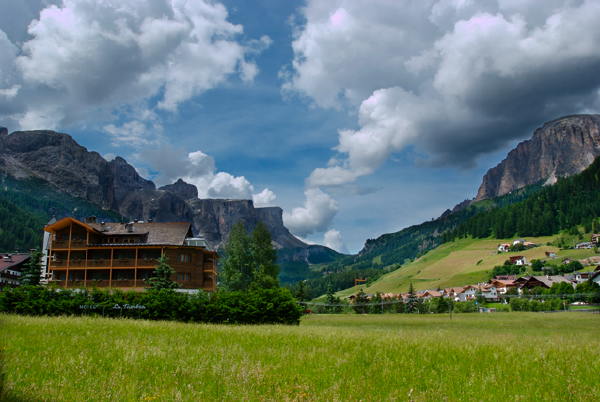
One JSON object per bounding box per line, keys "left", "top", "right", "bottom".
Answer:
{"left": 2, "top": 0, "right": 600, "bottom": 252}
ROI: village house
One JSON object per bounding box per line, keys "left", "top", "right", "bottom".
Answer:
{"left": 0, "top": 253, "right": 30, "bottom": 288}
{"left": 565, "top": 272, "right": 594, "bottom": 284}
{"left": 418, "top": 290, "right": 442, "bottom": 300}
{"left": 515, "top": 275, "right": 574, "bottom": 291}
{"left": 489, "top": 278, "right": 517, "bottom": 295}
{"left": 591, "top": 234, "right": 600, "bottom": 245}
{"left": 478, "top": 284, "right": 499, "bottom": 302}
{"left": 592, "top": 271, "right": 600, "bottom": 286}
{"left": 455, "top": 285, "right": 479, "bottom": 302}
{"left": 509, "top": 255, "right": 528, "bottom": 266}
{"left": 545, "top": 251, "right": 558, "bottom": 259}
{"left": 43, "top": 217, "right": 218, "bottom": 291}
{"left": 497, "top": 243, "right": 511, "bottom": 252}
{"left": 575, "top": 242, "right": 594, "bottom": 249}
{"left": 443, "top": 287, "right": 465, "bottom": 301}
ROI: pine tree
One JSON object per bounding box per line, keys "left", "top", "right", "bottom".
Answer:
{"left": 406, "top": 282, "right": 417, "bottom": 313}
{"left": 147, "top": 255, "right": 178, "bottom": 290}
{"left": 21, "top": 249, "right": 42, "bottom": 286}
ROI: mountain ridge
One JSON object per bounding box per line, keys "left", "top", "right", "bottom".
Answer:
{"left": 0, "top": 127, "right": 323, "bottom": 254}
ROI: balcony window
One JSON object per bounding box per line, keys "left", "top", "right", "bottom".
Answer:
{"left": 178, "top": 254, "right": 191, "bottom": 263}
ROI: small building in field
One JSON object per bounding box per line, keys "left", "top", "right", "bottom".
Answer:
{"left": 509, "top": 256, "right": 527, "bottom": 266}
{"left": 0, "top": 253, "right": 30, "bottom": 288}
{"left": 43, "top": 217, "right": 218, "bottom": 291}
{"left": 498, "top": 243, "right": 511, "bottom": 252}
{"left": 575, "top": 242, "right": 594, "bottom": 249}
{"left": 545, "top": 251, "right": 558, "bottom": 259}
{"left": 591, "top": 234, "right": 600, "bottom": 245}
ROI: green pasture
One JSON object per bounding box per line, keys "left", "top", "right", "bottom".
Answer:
{"left": 2, "top": 313, "right": 599, "bottom": 401}
{"left": 336, "top": 235, "right": 598, "bottom": 297}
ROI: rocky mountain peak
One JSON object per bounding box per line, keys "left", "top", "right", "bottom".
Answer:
{"left": 475, "top": 114, "right": 600, "bottom": 201}
{"left": 0, "top": 129, "right": 308, "bottom": 251}
{"left": 159, "top": 178, "right": 198, "bottom": 200}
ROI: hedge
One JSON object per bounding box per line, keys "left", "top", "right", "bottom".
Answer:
{"left": 0, "top": 286, "right": 303, "bottom": 325}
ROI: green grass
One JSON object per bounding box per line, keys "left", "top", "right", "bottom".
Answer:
{"left": 2, "top": 313, "right": 600, "bottom": 401}
{"left": 336, "top": 235, "right": 599, "bottom": 297}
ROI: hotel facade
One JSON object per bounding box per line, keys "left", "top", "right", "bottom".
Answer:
{"left": 43, "top": 217, "right": 217, "bottom": 291}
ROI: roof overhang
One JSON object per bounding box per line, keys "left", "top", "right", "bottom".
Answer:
{"left": 44, "top": 217, "right": 100, "bottom": 234}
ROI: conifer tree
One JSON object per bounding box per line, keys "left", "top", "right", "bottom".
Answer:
{"left": 406, "top": 282, "right": 417, "bottom": 313}
{"left": 147, "top": 255, "right": 178, "bottom": 290}
{"left": 21, "top": 249, "right": 42, "bottom": 286}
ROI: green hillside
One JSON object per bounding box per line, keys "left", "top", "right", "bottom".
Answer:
{"left": 335, "top": 233, "right": 597, "bottom": 297}
{"left": 0, "top": 175, "right": 122, "bottom": 252}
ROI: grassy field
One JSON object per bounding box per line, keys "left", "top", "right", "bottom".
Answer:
{"left": 336, "top": 235, "right": 598, "bottom": 297}
{"left": 2, "top": 313, "right": 600, "bottom": 401}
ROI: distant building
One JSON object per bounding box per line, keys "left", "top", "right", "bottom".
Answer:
{"left": 575, "top": 242, "right": 594, "bottom": 249}
{"left": 509, "top": 256, "right": 527, "bottom": 266}
{"left": 516, "top": 275, "right": 573, "bottom": 290}
{"left": 44, "top": 217, "right": 217, "bottom": 291}
{"left": 497, "top": 243, "right": 511, "bottom": 252}
{"left": 591, "top": 234, "right": 600, "bottom": 245}
{"left": 545, "top": 251, "right": 558, "bottom": 259}
{"left": 0, "top": 253, "right": 30, "bottom": 288}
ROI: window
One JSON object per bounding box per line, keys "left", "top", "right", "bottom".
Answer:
{"left": 178, "top": 254, "right": 191, "bottom": 263}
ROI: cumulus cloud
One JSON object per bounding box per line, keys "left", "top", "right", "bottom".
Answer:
{"left": 0, "top": 0, "right": 267, "bottom": 133}
{"left": 323, "top": 229, "right": 347, "bottom": 253}
{"left": 138, "top": 144, "right": 273, "bottom": 201}
{"left": 283, "top": 188, "right": 338, "bottom": 237}
{"left": 253, "top": 188, "right": 277, "bottom": 207}
{"left": 288, "top": 0, "right": 600, "bottom": 187}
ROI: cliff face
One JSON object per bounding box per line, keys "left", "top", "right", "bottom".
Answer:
{"left": 476, "top": 115, "right": 600, "bottom": 200}
{"left": 0, "top": 128, "right": 307, "bottom": 250}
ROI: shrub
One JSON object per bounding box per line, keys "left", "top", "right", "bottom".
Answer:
{"left": 0, "top": 286, "right": 302, "bottom": 325}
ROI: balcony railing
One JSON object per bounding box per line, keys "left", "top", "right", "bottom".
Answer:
{"left": 52, "top": 240, "right": 87, "bottom": 248}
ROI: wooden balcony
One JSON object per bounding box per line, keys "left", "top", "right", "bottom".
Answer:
{"left": 87, "top": 259, "right": 111, "bottom": 267}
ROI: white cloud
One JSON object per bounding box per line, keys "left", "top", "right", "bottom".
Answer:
{"left": 253, "top": 188, "right": 277, "bottom": 207}
{"left": 0, "top": 0, "right": 266, "bottom": 131}
{"left": 136, "top": 144, "right": 277, "bottom": 202}
{"left": 323, "top": 229, "right": 347, "bottom": 253}
{"left": 290, "top": 0, "right": 600, "bottom": 188}
{"left": 283, "top": 188, "right": 338, "bottom": 237}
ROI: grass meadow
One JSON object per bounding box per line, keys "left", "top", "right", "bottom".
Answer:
{"left": 2, "top": 313, "right": 599, "bottom": 401}
{"left": 335, "top": 235, "right": 598, "bottom": 297}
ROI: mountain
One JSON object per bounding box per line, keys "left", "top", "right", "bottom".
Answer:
{"left": 0, "top": 128, "right": 342, "bottom": 272}
{"left": 305, "top": 114, "right": 600, "bottom": 298}
{"left": 476, "top": 114, "right": 600, "bottom": 201}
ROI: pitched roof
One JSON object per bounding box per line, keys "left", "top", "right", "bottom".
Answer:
{"left": 88, "top": 222, "right": 192, "bottom": 245}
{"left": 0, "top": 253, "right": 30, "bottom": 271}
{"left": 529, "top": 275, "right": 573, "bottom": 288}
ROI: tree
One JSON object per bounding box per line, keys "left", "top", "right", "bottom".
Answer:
{"left": 221, "top": 221, "right": 280, "bottom": 291}
{"left": 295, "top": 280, "right": 307, "bottom": 301}
{"left": 353, "top": 288, "right": 369, "bottom": 314}
{"left": 406, "top": 282, "right": 418, "bottom": 313}
{"left": 221, "top": 222, "right": 253, "bottom": 291}
{"left": 21, "top": 249, "right": 42, "bottom": 286}
{"left": 147, "top": 255, "right": 178, "bottom": 290}
{"left": 249, "top": 222, "right": 279, "bottom": 289}
{"left": 531, "top": 259, "right": 544, "bottom": 272}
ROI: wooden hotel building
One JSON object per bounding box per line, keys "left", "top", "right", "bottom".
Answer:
{"left": 44, "top": 217, "right": 217, "bottom": 291}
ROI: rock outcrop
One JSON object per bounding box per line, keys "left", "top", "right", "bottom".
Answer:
{"left": 0, "top": 129, "right": 308, "bottom": 250}
{"left": 159, "top": 178, "right": 198, "bottom": 200}
{"left": 476, "top": 115, "right": 600, "bottom": 200}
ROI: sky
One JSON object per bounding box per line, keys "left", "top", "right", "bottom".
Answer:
{"left": 2, "top": 0, "right": 600, "bottom": 253}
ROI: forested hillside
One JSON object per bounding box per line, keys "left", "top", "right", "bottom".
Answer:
{"left": 0, "top": 175, "right": 122, "bottom": 252}
{"left": 291, "top": 186, "right": 544, "bottom": 299}
{"left": 447, "top": 156, "right": 600, "bottom": 240}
